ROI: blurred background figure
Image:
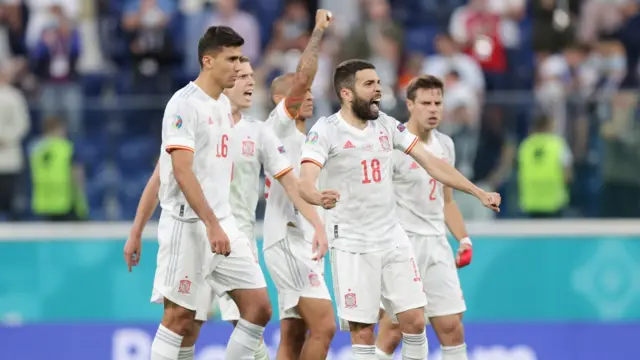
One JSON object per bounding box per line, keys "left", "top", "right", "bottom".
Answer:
{"left": 29, "top": 117, "right": 87, "bottom": 221}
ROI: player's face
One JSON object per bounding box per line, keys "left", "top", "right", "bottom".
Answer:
{"left": 350, "top": 69, "right": 382, "bottom": 120}
{"left": 407, "top": 87, "right": 443, "bottom": 130}
{"left": 298, "top": 89, "right": 314, "bottom": 119}
{"left": 226, "top": 62, "right": 254, "bottom": 109}
{"left": 206, "top": 46, "right": 242, "bottom": 88}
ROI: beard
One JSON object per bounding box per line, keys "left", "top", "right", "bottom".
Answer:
{"left": 351, "top": 94, "right": 379, "bottom": 120}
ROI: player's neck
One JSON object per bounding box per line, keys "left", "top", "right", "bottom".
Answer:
{"left": 295, "top": 118, "right": 306, "bottom": 134}
{"left": 339, "top": 107, "right": 367, "bottom": 130}
{"left": 407, "top": 119, "right": 431, "bottom": 144}
{"left": 231, "top": 107, "right": 242, "bottom": 124}
{"left": 193, "top": 75, "right": 223, "bottom": 100}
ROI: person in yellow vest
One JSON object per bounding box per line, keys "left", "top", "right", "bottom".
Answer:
{"left": 518, "top": 115, "right": 573, "bottom": 218}
{"left": 30, "top": 117, "right": 88, "bottom": 221}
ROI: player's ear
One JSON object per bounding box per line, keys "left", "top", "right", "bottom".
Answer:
{"left": 406, "top": 99, "right": 414, "bottom": 112}
{"left": 340, "top": 88, "right": 352, "bottom": 103}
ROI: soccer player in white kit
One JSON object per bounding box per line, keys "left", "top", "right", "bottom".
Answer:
{"left": 124, "top": 56, "right": 329, "bottom": 360}
{"left": 299, "top": 60, "right": 501, "bottom": 360}
{"left": 375, "top": 75, "right": 474, "bottom": 360}
{"left": 124, "top": 26, "right": 272, "bottom": 360}
{"left": 262, "top": 10, "right": 338, "bottom": 360}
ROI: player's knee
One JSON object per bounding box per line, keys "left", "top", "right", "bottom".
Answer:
{"left": 434, "top": 316, "right": 465, "bottom": 345}
{"left": 349, "top": 322, "right": 376, "bottom": 344}
{"left": 308, "top": 314, "right": 336, "bottom": 344}
{"left": 246, "top": 296, "right": 273, "bottom": 326}
{"left": 162, "top": 306, "right": 196, "bottom": 335}
{"left": 399, "top": 308, "right": 426, "bottom": 334}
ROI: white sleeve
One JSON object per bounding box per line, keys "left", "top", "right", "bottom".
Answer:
{"left": 449, "top": 8, "right": 469, "bottom": 44}
{"left": 163, "top": 100, "right": 198, "bottom": 153}
{"left": 387, "top": 115, "right": 419, "bottom": 154}
{"left": 266, "top": 100, "right": 296, "bottom": 138}
{"left": 300, "top": 119, "right": 331, "bottom": 168}
{"left": 258, "top": 124, "right": 293, "bottom": 179}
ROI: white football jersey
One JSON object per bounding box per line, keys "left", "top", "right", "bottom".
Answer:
{"left": 158, "top": 82, "right": 235, "bottom": 220}
{"left": 393, "top": 130, "right": 456, "bottom": 236}
{"left": 229, "top": 114, "right": 292, "bottom": 241}
{"left": 263, "top": 100, "right": 322, "bottom": 249}
{"left": 300, "top": 111, "right": 419, "bottom": 253}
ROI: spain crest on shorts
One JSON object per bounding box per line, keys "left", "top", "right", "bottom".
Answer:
{"left": 242, "top": 139, "right": 255, "bottom": 156}
{"left": 308, "top": 273, "right": 321, "bottom": 287}
{"left": 344, "top": 292, "right": 357, "bottom": 308}
{"left": 379, "top": 135, "right": 390, "bottom": 151}
{"left": 178, "top": 277, "right": 191, "bottom": 294}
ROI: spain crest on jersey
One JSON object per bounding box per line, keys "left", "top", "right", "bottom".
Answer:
{"left": 379, "top": 135, "right": 390, "bottom": 151}
{"left": 242, "top": 139, "right": 255, "bottom": 156}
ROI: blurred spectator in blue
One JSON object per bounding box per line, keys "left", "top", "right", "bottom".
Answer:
{"left": 0, "top": 0, "right": 25, "bottom": 59}
{"left": 422, "top": 34, "right": 486, "bottom": 94}
{"left": 616, "top": 0, "right": 640, "bottom": 90}
{"left": 25, "top": 0, "right": 80, "bottom": 50}
{"left": 207, "top": 0, "right": 260, "bottom": 63}
{"left": 29, "top": 117, "right": 88, "bottom": 221}
{"left": 180, "top": 0, "right": 212, "bottom": 76}
{"left": 121, "top": 0, "right": 176, "bottom": 95}
{"left": 265, "top": 0, "right": 309, "bottom": 55}
{"left": 449, "top": 0, "right": 520, "bottom": 91}
{"left": 31, "top": 5, "right": 82, "bottom": 137}
{"left": 0, "top": 64, "right": 30, "bottom": 220}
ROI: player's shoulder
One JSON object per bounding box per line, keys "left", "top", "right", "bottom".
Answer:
{"left": 376, "top": 111, "right": 405, "bottom": 132}
{"left": 434, "top": 130, "right": 455, "bottom": 150}
{"left": 241, "top": 114, "right": 260, "bottom": 124}
{"left": 311, "top": 113, "right": 340, "bottom": 131}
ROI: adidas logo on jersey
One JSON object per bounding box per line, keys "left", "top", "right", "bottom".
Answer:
{"left": 343, "top": 141, "right": 355, "bottom": 149}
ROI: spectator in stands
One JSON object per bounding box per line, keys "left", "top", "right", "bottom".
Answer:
{"left": 449, "top": 0, "right": 519, "bottom": 90}
{"left": 0, "top": 0, "right": 25, "bottom": 62}
{"left": 30, "top": 117, "right": 87, "bottom": 221}
{"left": 517, "top": 115, "right": 572, "bottom": 218}
{"left": 25, "top": 0, "right": 80, "bottom": 50}
{"left": 339, "top": 0, "right": 403, "bottom": 70}
{"left": 578, "top": 0, "right": 626, "bottom": 44}
{"left": 532, "top": 0, "right": 580, "bottom": 57}
{"left": 31, "top": 5, "right": 82, "bottom": 137}
{"left": 616, "top": 0, "right": 640, "bottom": 90}
{"left": 421, "top": 34, "right": 486, "bottom": 94}
{"left": 0, "top": 65, "right": 30, "bottom": 220}
{"left": 122, "top": 0, "right": 176, "bottom": 95}
{"left": 207, "top": 0, "right": 260, "bottom": 62}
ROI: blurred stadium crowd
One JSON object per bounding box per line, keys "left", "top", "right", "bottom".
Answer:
{"left": 0, "top": 0, "right": 638, "bottom": 221}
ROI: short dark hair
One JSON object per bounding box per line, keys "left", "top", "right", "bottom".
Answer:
{"left": 532, "top": 114, "right": 553, "bottom": 132}
{"left": 333, "top": 59, "right": 376, "bottom": 102}
{"left": 406, "top": 75, "right": 444, "bottom": 101}
{"left": 197, "top": 26, "right": 244, "bottom": 67}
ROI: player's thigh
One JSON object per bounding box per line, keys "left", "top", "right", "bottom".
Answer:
{"left": 330, "top": 247, "right": 382, "bottom": 330}
{"left": 380, "top": 230, "right": 427, "bottom": 317}
{"left": 423, "top": 237, "right": 467, "bottom": 319}
{"left": 153, "top": 213, "right": 212, "bottom": 321}
{"left": 264, "top": 227, "right": 332, "bottom": 321}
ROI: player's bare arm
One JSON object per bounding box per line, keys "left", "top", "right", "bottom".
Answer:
{"left": 299, "top": 162, "right": 340, "bottom": 209}
{"left": 278, "top": 171, "right": 329, "bottom": 259}
{"left": 408, "top": 144, "right": 501, "bottom": 211}
{"left": 284, "top": 9, "right": 332, "bottom": 117}
{"left": 171, "top": 149, "right": 231, "bottom": 255}
{"left": 443, "top": 185, "right": 474, "bottom": 267}
{"left": 124, "top": 163, "right": 160, "bottom": 271}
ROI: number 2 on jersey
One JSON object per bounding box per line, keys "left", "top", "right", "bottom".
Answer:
{"left": 361, "top": 159, "right": 381, "bottom": 184}
{"left": 216, "top": 134, "right": 228, "bottom": 158}
{"left": 429, "top": 178, "right": 437, "bottom": 201}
